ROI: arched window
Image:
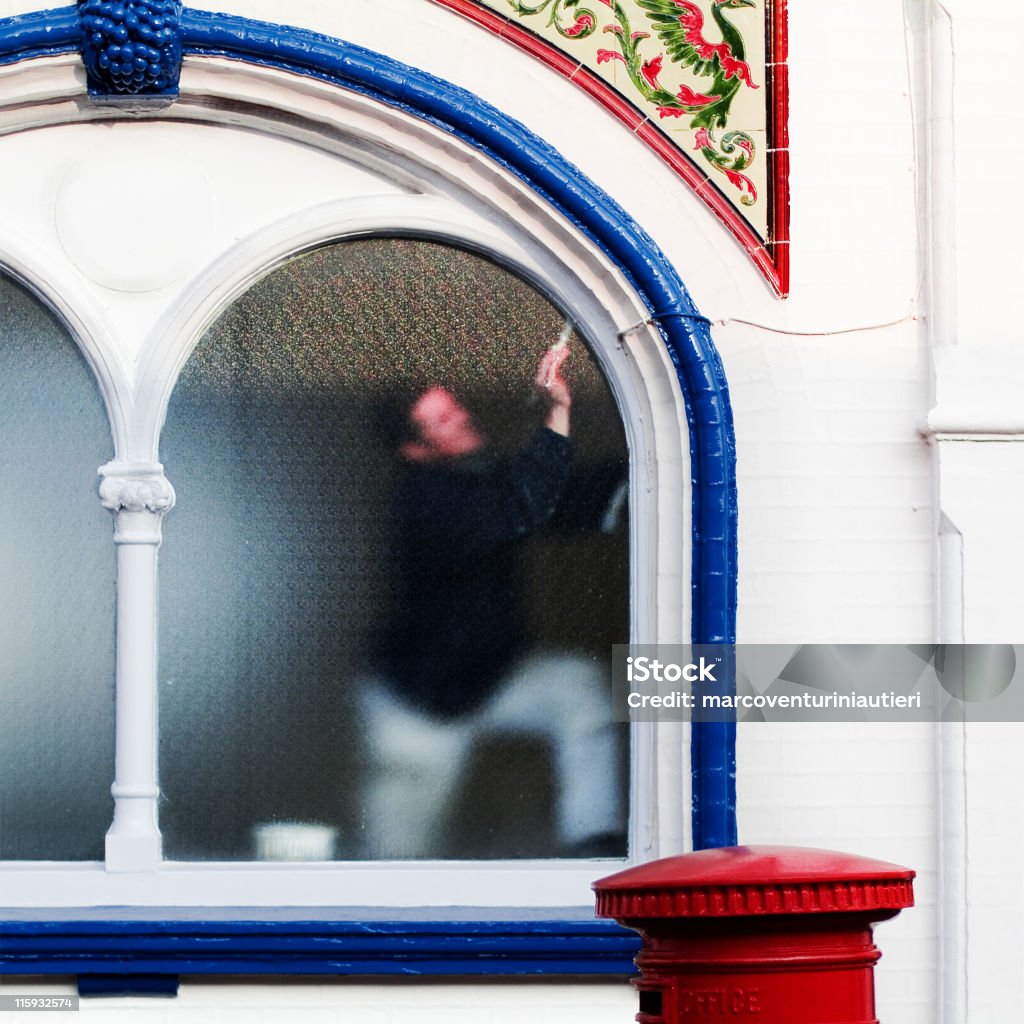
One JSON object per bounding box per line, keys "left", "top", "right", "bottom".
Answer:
{"left": 0, "top": 9, "right": 736, "bottom": 944}
{"left": 0, "top": 272, "right": 115, "bottom": 861}
{"left": 158, "top": 239, "right": 630, "bottom": 861}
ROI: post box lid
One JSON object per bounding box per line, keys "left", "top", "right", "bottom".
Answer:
{"left": 593, "top": 846, "right": 915, "bottom": 919}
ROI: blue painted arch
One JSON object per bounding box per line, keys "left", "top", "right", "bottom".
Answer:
{"left": 0, "top": 6, "right": 737, "bottom": 849}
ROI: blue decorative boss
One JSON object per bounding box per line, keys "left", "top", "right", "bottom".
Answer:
{"left": 78, "top": 0, "right": 182, "bottom": 98}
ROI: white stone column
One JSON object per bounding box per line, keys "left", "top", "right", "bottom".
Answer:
{"left": 98, "top": 461, "right": 175, "bottom": 872}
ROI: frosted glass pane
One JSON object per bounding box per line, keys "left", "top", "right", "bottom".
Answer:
{"left": 159, "top": 240, "right": 628, "bottom": 860}
{"left": 0, "top": 275, "right": 115, "bottom": 860}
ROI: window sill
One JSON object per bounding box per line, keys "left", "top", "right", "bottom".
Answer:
{"left": 0, "top": 907, "right": 639, "bottom": 976}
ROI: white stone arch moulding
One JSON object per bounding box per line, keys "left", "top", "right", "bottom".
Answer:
{"left": 0, "top": 53, "right": 693, "bottom": 904}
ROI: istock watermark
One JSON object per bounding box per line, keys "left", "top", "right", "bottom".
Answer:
{"left": 611, "top": 644, "right": 1024, "bottom": 722}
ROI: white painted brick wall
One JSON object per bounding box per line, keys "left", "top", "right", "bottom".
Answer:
{"left": 738, "top": 721, "right": 937, "bottom": 1024}
{"left": 723, "top": 320, "right": 933, "bottom": 643}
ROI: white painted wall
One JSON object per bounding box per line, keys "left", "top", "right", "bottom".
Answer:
{"left": 1, "top": 0, "right": 1022, "bottom": 1019}
{"left": 0, "top": 977, "right": 639, "bottom": 1023}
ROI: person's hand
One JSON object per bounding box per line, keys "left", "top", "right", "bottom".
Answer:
{"left": 535, "top": 341, "right": 571, "bottom": 436}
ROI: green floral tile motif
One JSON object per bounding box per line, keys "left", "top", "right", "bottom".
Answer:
{"left": 487, "top": 0, "right": 765, "bottom": 212}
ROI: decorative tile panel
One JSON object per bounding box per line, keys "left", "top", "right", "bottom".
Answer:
{"left": 432, "top": 0, "right": 789, "bottom": 295}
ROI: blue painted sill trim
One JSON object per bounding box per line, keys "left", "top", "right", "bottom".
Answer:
{"left": 0, "top": 6, "right": 737, "bottom": 851}
{"left": 0, "top": 909, "right": 640, "bottom": 976}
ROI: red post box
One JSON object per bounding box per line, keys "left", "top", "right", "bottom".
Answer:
{"left": 594, "top": 846, "right": 914, "bottom": 1024}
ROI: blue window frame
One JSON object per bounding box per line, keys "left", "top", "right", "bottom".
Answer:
{"left": 0, "top": 5, "right": 737, "bottom": 980}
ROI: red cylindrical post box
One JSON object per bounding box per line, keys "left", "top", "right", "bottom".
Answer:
{"left": 594, "top": 846, "right": 914, "bottom": 1024}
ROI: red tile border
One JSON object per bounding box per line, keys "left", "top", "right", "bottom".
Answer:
{"left": 766, "top": 0, "right": 789, "bottom": 295}
{"left": 770, "top": 0, "right": 789, "bottom": 64}
{"left": 569, "top": 62, "right": 649, "bottom": 134}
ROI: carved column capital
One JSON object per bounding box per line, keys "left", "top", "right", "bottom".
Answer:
{"left": 99, "top": 462, "right": 175, "bottom": 546}
{"left": 99, "top": 463, "right": 176, "bottom": 514}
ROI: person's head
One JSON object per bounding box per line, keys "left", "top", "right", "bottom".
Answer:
{"left": 402, "top": 386, "right": 485, "bottom": 462}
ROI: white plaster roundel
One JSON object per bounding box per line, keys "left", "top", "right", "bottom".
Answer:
{"left": 55, "top": 136, "right": 218, "bottom": 293}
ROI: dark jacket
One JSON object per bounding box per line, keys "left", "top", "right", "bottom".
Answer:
{"left": 379, "top": 427, "right": 574, "bottom": 718}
